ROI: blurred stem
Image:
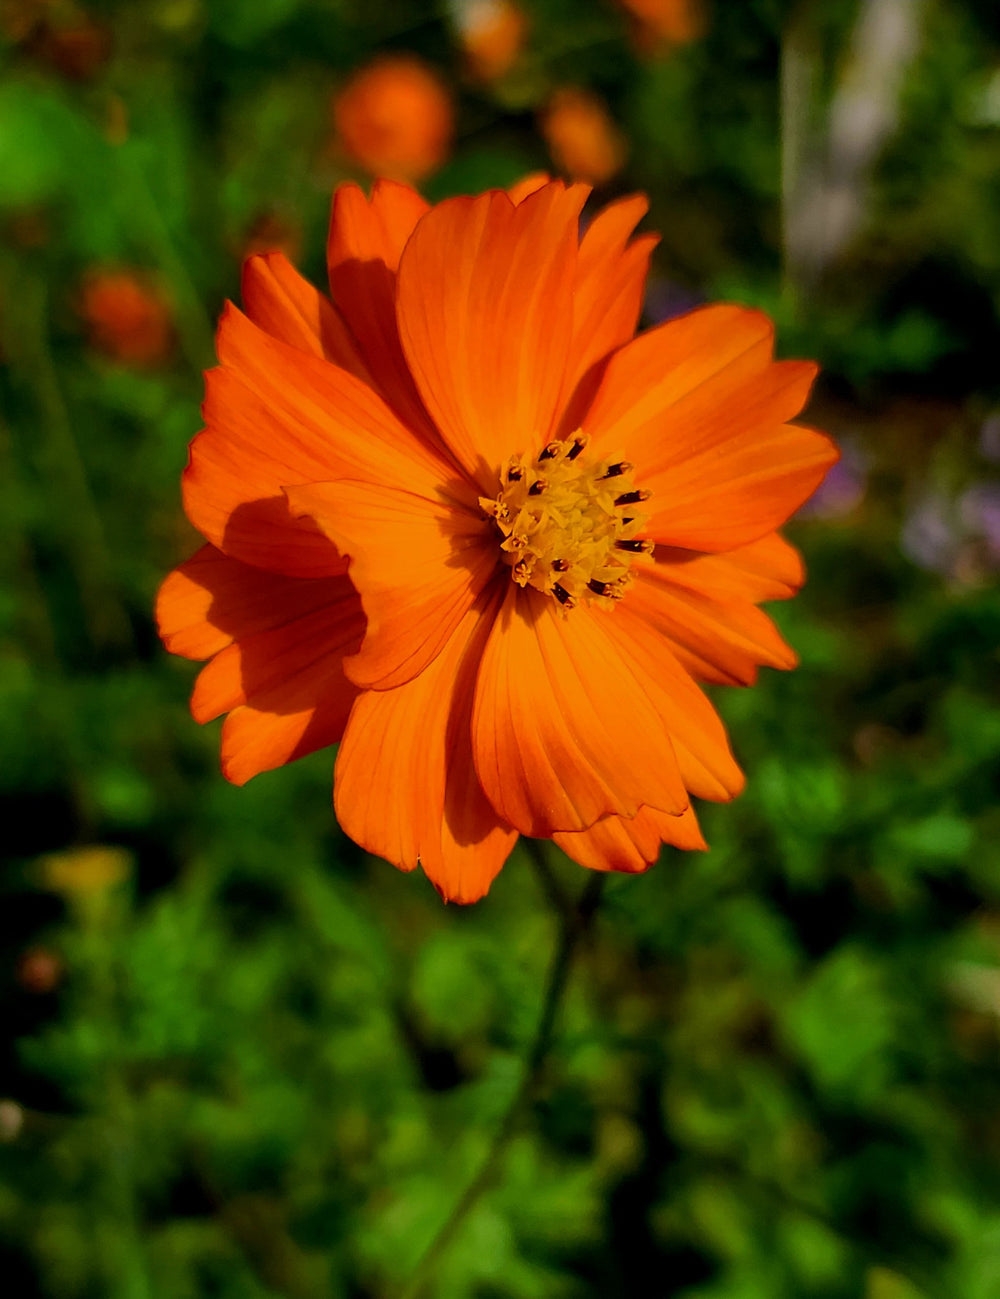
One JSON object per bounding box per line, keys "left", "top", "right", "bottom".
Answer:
{"left": 117, "top": 149, "right": 216, "bottom": 371}
{"left": 779, "top": 1, "right": 820, "bottom": 317}
{"left": 3, "top": 258, "right": 132, "bottom": 655}
{"left": 0, "top": 413, "right": 59, "bottom": 666}
{"left": 75, "top": 896, "right": 153, "bottom": 1299}
{"left": 398, "top": 854, "right": 605, "bottom": 1299}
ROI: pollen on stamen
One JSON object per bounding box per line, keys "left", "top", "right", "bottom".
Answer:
{"left": 480, "top": 434, "right": 653, "bottom": 612}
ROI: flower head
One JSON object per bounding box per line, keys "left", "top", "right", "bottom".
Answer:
{"left": 157, "top": 177, "right": 838, "bottom": 903}
{"left": 79, "top": 269, "right": 173, "bottom": 366}
{"left": 454, "top": 0, "right": 528, "bottom": 83}
{"left": 332, "top": 56, "right": 454, "bottom": 184}
{"left": 540, "top": 88, "right": 627, "bottom": 186}
{"left": 616, "top": 0, "right": 704, "bottom": 52}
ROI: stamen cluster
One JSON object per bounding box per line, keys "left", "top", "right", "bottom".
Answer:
{"left": 480, "top": 435, "right": 653, "bottom": 610}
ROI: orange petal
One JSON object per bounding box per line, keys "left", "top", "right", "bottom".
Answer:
{"left": 652, "top": 532, "right": 805, "bottom": 603}
{"left": 557, "top": 194, "right": 658, "bottom": 430}
{"left": 328, "top": 178, "right": 429, "bottom": 278}
{"left": 221, "top": 693, "right": 348, "bottom": 786}
{"left": 201, "top": 574, "right": 364, "bottom": 785}
{"left": 583, "top": 304, "right": 838, "bottom": 549}
{"left": 334, "top": 588, "right": 517, "bottom": 904}
{"left": 326, "top": 180, "right": 443, "bottom": 443}
{"left": 156, "top": 544, "right": 346, "bottom": 661}
{"left": 554, "top": 804, "right": 706, "bottom": 872}
{"left": 645, "top": 422, "right": 837, "bottom": 552}
{"left": 506, "top": 172, "right": 551, "bottom": 204}
{"left": 241, "top": 251, "right": 371, "bottom": 381}
{"left": 184, "top": 305, "right": 463, "bottom": 576}
{"left": 285, "top": 479, "right": 498, "bottom": 690}
{"left": 472, "top": 585, "right": 688, "bottom": 837}
{"left": 627, "top": 561, "right": 798, "bottom": 686}
{"left": 395, "top": 181, "right": 590, "bottom": 490}
{"left": 602, "top": 600, "right": 745, "bottom": 803}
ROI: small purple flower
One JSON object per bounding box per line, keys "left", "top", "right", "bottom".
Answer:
{"left": 642, "top": 276, "right": 705, "bottom": 325}
{"left": 959, "top": 483, "right": 1000, "bottom": 566}
{"left": 978, "top": 414, "right": 1000, "bottom": 464}
{"left": 901, "top": 482, "right": 1000, "bottom": 580}
{"left": 798, "top": 439, "right": 867, "bottom": 518}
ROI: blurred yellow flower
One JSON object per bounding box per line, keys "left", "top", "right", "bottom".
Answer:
{"left": 37, "top": 845, "right": 132, "bottom": 896}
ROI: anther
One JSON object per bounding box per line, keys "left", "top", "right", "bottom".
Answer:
{"left": 616, "top": 538, "right": 654, "bottom": 554}
{"left": 614, "top": 489, "right": 651, "bottom": 507}
{"left": 538, "top": 442, "right": 563, "bottom": 461}
{"left": 600, "top": 462, "right": 633, "bottom": 479}
{"left": 551, "top": 558, "right": 570, "bottom": 572}
{"left": 552, "top": 583, "right": 575, "bottom": 607}
{"left": 513, "top": 558, "right": 533, "bottom": 585}
{"left": 479, "top": 497, "right": 509, "bottom": 523}
{"left": 528, "top": 479, "right": 548, "bottom": 496}
{"left": 567, "top": 436, "right": 588, "bottom": 460}
{"left": 506, "top": 465, "right": 523, "bottom": 482}
{"left": 587, "top": 579, "right": 614, "bottom": 597}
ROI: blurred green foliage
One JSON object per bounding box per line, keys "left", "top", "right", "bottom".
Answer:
{"left": 1, "top": 0, "right": 1000, "bottom": 1295}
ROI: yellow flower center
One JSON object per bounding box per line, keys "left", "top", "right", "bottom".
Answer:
{"left": 480, "top": 434, "right": 653, "bottom": 610}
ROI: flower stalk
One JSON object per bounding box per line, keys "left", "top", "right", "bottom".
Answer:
{"left": 398, "top": 856, "right": 605, "bottom": 1299}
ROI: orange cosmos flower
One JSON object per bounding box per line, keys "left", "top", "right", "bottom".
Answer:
{"left": 617, "top": 0, "right": 703, "bottom": 50}
{"left": 540, "top": 88, "right": 628, "bottom": 186}
{"left": 156, "top": 177, "right": 838, "bottom": 903}
{"left": 332, "top": 55, "right": 454, "bottom": 184}
{"left": 456, "top": 0, "right": 528, "bottom": 83}
{"left": 78, "top": 269, "right": 173, "bottom": 366}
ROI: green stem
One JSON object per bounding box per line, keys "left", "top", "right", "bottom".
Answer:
{"left": 3, "top": 260, "right": 132, "bottom": 655}
{"left": 398, "top": 858, "right": 605, "bottom": 1299}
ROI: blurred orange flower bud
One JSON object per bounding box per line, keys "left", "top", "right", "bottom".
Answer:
{"left": 240, "top": 211, "right": 303, "bottom": 263}
{"left": 540, "top": 88, "right": 627, "bottom": 186}
{"left": 456, "top": 0, "right": 528, "bottom": 83}
{"left": 4, "top": 2, "right": 112, "bottom": 80}
{"left": 16, "top": 947, "right": 63, "bottom": 995}
{"left": 32, "top": 12, "right": 112, "bottom": 80}
{"left": 616, "top": 0, "right": 704, "bottom": 52}
{"left": 332, "top": 55, "right": 454, "bottom": 184}
{"left": 78, "top": 270, "right": 173, "bottom": 367}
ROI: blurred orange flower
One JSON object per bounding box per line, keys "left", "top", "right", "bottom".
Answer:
{"left": 540, "top": 88, "right": 627, "bottom": 185}
{"left": 157, "top": 177, "right": 837, "bottom": 903}
{"left": 2, "top": 1, "right": 111, "bottom": 79}
{"left": 332, "top": 55, "right": 454, "bottom": 184}
{"left": 617, "top": 0, "right": 703, "bottom": 50}
{"left": 78, "top": 269, "right": 173, "bottom": 366}
{"left": 456, "top": 0, "right": 528, "bottom": 83}
{"left": 16, "top": 947, "right": 63, "bottom": 995}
